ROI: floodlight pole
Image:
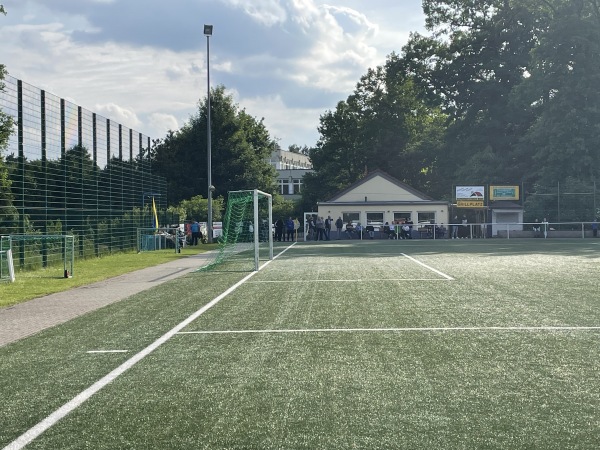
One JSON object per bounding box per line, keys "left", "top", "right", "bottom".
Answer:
{"left": 204, "top": 24, "right": 214, "bottom": 243}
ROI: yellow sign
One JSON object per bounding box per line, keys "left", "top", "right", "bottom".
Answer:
{"left": 490, "top": 185, "right": 519, "bottom": 201}
{"left": 457, "top": 200, "right": 484, "bottom": 208}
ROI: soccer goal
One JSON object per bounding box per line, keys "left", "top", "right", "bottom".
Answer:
{"left": 0, "top": 248, "right": 15, "bottom": 283}
{"left": 199, "top": 189, "right": 273, "bottom": 272}
{"left": 1, "top": 234, "right": 75, "bottom": 279}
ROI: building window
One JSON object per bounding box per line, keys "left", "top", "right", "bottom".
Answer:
{"left": 277, "top": 179, "right": 287, "bottom": 195}
{"left": 394, "top": 212, "right": 412, "bottom": 223}
{"left": 342, "top": 212, "right": 360, "bottom": 224}
{"left": 417, "top": 212, "right": 436, "bottom": 224}
{"left": 293, "top": 179, "right": 302, "bottom": 194}
{"left": 366, "top": 212, "right": 384, "bottom": 225}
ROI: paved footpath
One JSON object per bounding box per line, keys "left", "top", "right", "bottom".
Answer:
{"left": 0, "top": 252, "right": 213, "bottom": 349}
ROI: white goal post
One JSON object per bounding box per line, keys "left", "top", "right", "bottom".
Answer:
{"left": 0, "top": 249, "right": 15, "bottom": 283}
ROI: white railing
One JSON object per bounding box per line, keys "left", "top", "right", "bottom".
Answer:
{"left": 318, "top": 222, "right": 600, "bottom": 240}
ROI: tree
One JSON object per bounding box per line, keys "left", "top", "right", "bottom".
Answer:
{"left": 404, "top": 0, "right": 600, "bottom": 189}
{"left": 152, "top": 86, "right": 277, "bottom": 207}
{"left": 176, "top": 195, "right": 224, "bottom": 222}
{"left": 404, "top": 0, "right": 546, "bottom": 186}
{"left": 302, "top": 53, "right": 446, "bottom": 207}
{"left": 514, "top": 0, "right": 600, "bottom": 185}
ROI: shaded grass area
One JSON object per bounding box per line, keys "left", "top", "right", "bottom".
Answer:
{"left": 0, "top": 245, "right": 218, "bottom": 308}
{"left": 2, "top": 239, "right": 600, "bottom": 448}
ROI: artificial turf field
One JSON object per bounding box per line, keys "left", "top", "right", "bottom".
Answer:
{"left": 1, "top": 239, "right": 600, "bottom": 449}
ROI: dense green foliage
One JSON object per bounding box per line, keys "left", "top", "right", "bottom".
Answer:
{"left": 151, "top": 86, "right": 277, "bottom": 207}
{"left": 301, "top": 56, "right": 446, "bottom": 209}
{"left": 302, "top": 0, "right": 600, "bottom": 207}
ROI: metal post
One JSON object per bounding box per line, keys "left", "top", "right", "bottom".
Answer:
{"left": 204, "top": 24, "right": 213, "bottom": 243}
{"left": 254, "top": 189, "right": 259, "bottom": 271}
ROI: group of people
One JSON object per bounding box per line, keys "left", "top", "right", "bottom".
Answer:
{"left": 274, "top": 217, "right": 301, "bottom": 242}
{"left": 380, "top": 220, "right": 414, "bottom": 239}
{"left": 532, "top": 218, "right": 550, "bottom": 238}
{"left": 305, "top": 215, "right": 334, "bottom": 240}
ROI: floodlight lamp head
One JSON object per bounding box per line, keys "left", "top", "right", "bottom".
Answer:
{"left": 204, "top": 24, "right": 213, "bottom": 36}
{"left": 209, "top": 185, "right": 215, "bottom": 192}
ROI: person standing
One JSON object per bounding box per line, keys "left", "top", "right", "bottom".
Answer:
{"left": 285, "top": 217, "right": 295, "bottom": 242}
{"left": 451, "top": 215, "right": 459, "bottom": 239}
{"left": 293, "top": 217, "right": 301, "bottom": 241}
{"left": 190, "top": 220, "right": 200, "bottom": 245}
{"left": 460, "top": 215, "right": 468, "bottom": 239}
{"left": 315, "top": 216, "right": 325, "bottom": 241}
{"left": 307, "top": 216, "right": 315, "bottom": 240}
{"left": 325, "top": 216, "right": 332, "bottom": 240}
{"left": 274, "top": 218, "right": 284, "bottom": 242}
{"left": 335, "top": 216, "right": 343, "bottom": 239}
{"left": 592, "top": 218, "right": 598, "bottom": 238}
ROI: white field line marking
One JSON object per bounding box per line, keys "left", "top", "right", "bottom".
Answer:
{"left": 401, "top": 253, "right": 454, "bottom": 280}
{"left": 249, "top": 278, "right": 450, "bottom": 283}
{"left": 178, "top": 326, "right": 600, "bottom": 335}
{"left": 3, "top": 246, "right": 292, "bottom": 450}
{"left": 86, "top": 350, "right": 128, "bottom": 354}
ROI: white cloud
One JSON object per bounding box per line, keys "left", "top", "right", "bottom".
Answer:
{"left": 286, "top": 3, "right": 379, "bottom": 92}
{"left": 0, "top": 0, "right": 426, "bottom": 150}
{"left": 221, "top": 0, "right": 288, "bottom": 26}
{"left": 148, "top": 113, "right": 180, "bottom": 136}
{"left": 95, "top": 103, "right": 142, "bottom": 129}
{"left": 240, "top": 93, "right": 321, "bottom": 147}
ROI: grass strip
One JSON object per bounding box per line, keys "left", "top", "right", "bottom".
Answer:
{"left": 0, "top": 245, "right": 218, "bottom": 308}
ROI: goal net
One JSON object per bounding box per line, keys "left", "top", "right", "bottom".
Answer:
{"left": 198, "top": 189, "right": 273, "bottom": 272}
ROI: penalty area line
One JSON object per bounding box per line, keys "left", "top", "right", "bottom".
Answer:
{"left": 248, "top": 278, "right": 452, "bottom": 283}
{"left": 178, "top": 325, "right": 600, "bottom": 335}
{"left": 401, "top": 253, "right": 454, "bottom": 280}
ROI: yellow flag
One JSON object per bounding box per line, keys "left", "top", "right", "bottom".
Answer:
{"left": 152, "top": 197, "right": 159, "bottom": 229}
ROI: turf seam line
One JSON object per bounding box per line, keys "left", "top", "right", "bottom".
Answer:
{"left": 401, "top": 253, "right": 454, "bottom": 280}
{"left": 177, "top": 326, "right": 600, "bottom": 334}
{"left": 2, "top": 244, "right": 293, "bottom": 450}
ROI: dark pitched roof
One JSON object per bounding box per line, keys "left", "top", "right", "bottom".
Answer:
{"left": 326, "top": 169, "right": 434, "bottom": 202}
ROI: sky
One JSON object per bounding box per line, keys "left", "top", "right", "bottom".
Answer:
{"left": 0, "top": 0, "right": 426, "bottom": 150}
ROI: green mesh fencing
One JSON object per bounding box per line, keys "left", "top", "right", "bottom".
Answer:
{"left": 0, "top": 75, "right": 169, "bottom": 259}
{"left": 198, "top": 190, "right": 273, "bottom": 272}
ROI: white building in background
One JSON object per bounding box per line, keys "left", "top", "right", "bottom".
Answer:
{"left": 317, "top": 169, "right": 450, "bottom": 232}
{"left": 269, "top": 148, "right": 313, "bottom": 199}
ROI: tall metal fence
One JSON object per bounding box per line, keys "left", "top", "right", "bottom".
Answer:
{"left": 522, "top": 181, "right": 600, "bottom": 223}
{"left": 0, "top": 75, "right": 171, "bottom": 265}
